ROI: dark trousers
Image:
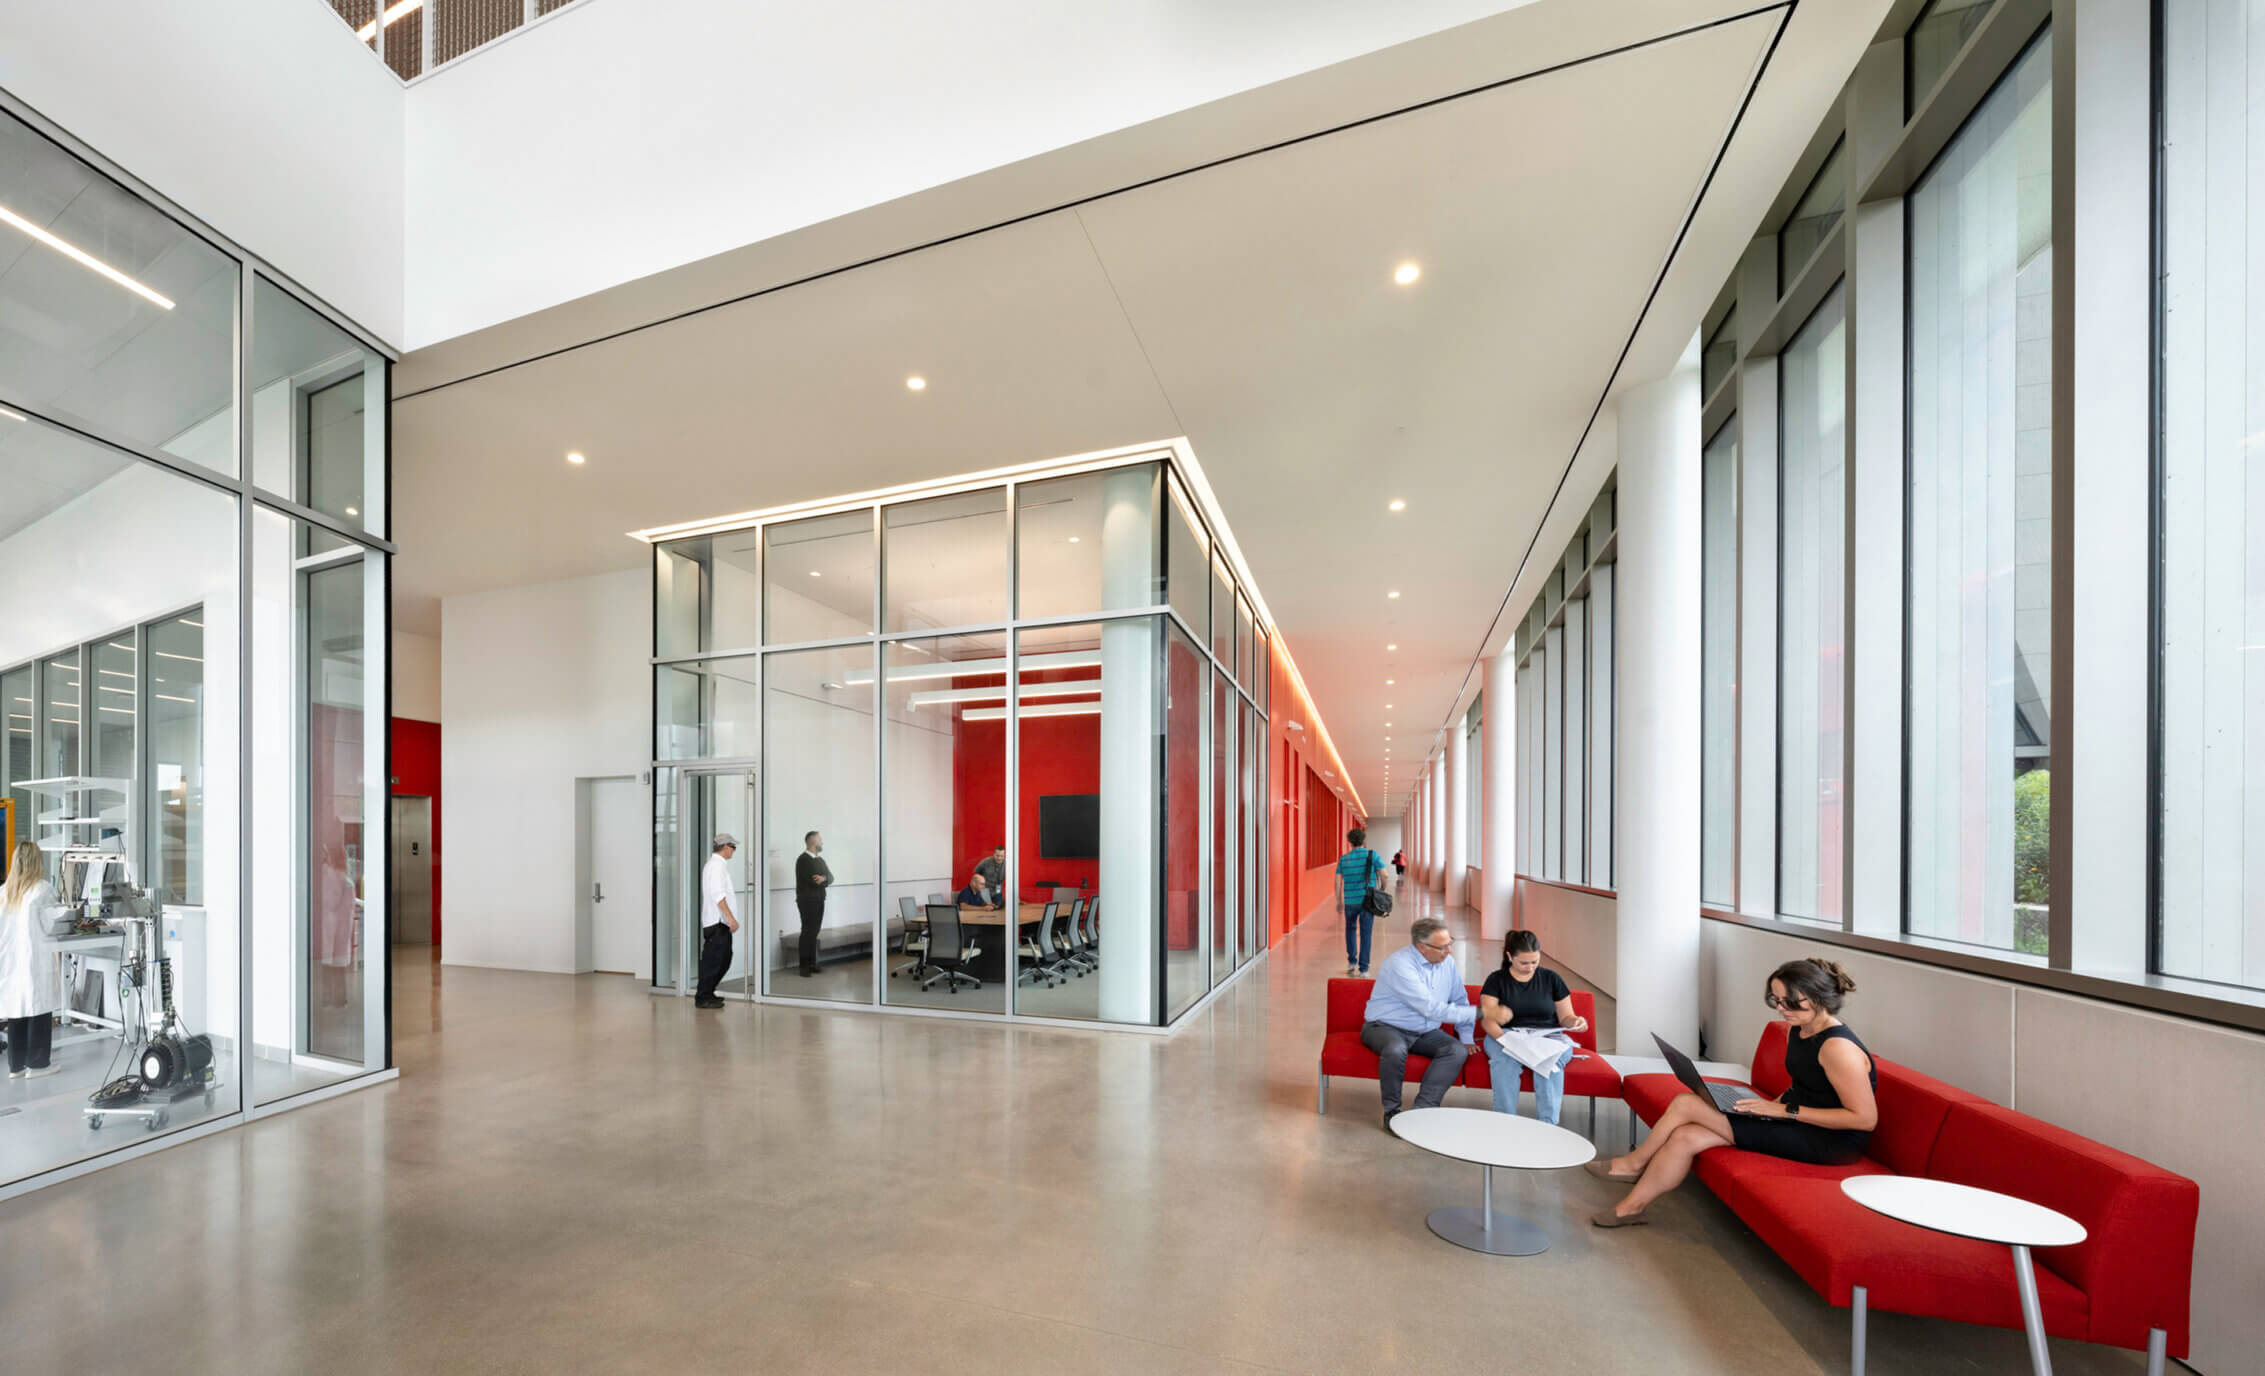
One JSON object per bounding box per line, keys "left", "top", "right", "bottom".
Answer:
{"left": 1343, "top": 904, "right": 1374, "bottom": 970}
{"left": 1360, "top": 1021, "right": 1467, "bottom": 1113}
{"left": 796, "top": 895, "right": 825, "bottom": 973}
{"left": 5, "top": 1014, "right": 52, "bottom": 1073}
{"left": 696, "top": 922, "right": 733, "bottom": 1001}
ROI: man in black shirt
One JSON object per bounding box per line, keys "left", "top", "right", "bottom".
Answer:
{"left": 794, "top": 831, "right": 832, "bottom": 977}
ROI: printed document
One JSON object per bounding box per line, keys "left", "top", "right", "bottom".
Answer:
{"left": 1494, "top": 1027, "right": 1575, "bottom": 1077}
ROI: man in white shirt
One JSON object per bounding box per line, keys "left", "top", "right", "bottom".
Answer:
{"left": 695, "top": 833, "right": 738, "bottom": 1009}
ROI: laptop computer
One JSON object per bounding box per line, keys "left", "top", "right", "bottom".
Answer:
{"left": 1651, "top": 1033, "right": 1762, "bottom": 1117}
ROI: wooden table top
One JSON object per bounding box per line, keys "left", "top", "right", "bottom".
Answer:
{"left": 952, "top": 902, "right": 1052, "bottom": 927}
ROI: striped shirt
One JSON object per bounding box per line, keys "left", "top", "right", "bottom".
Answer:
{"left": 1336, "top": 849, "right": 1383, "bottom": 906}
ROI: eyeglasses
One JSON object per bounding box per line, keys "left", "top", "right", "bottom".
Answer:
{"left": 1421, "top": 941, "right": 1454, "bottom": 954}
{"left": 1764, "top": 993, "right": 1809, "bottom": 1011}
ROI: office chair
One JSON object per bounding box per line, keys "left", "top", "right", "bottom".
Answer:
{"left": 891, "top": 895, "right": 928, "bottom": 980}
{"left": 920, "top": 903, "right": 981, "bottom": 993}
{"left": 1018, "top": 901, "right": 1061, "bottom": 988}
{"left": 1068, "top": 896, "right": 1098, "bottom": 972}
{"left": 1047, "top": 900, "right": 1085, "bottom": 979}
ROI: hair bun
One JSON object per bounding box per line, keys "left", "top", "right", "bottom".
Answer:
{"left": 1815, "top": 958, "right": 1856, "bottom": 995}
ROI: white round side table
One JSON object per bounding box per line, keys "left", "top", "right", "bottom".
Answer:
{"left": 1390, "top": 1106, "right": 1597, "bottom": 1255}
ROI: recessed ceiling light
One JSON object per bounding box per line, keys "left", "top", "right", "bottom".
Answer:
{"left": 1387, "top": 644, "right": 1398, "bottom": 652}
{"left": 566, "top": 451, "right": 586, "bottom": 465}
{"left": 1068, "top": 536, "right": 1081, "bottom": 544}
{"left": 1387, "top": 591, "right": 1401, "bottom": 599}
{"left": 0, "top": 201, "right": 176, "bottom": 310}
{"left": 1394, "top": 262, "right": 1421, "bottom": 286}
{"left": 809, "top": 570, "right": 822, "bottom": 577}
{"left": 1385, "top": 704, "right": 1393, "bottom": 709}
{"left": 906, "top": 376, "right": 927, "bottom": 391}
{"left": 344, "top": 506, "right": 359, "bottom": 517}
{"left": 1387, "top": 499, "right": 1406, "bottom": 512}
{"left": 1385, "top": 679, "right": 1395, "bottom": 685}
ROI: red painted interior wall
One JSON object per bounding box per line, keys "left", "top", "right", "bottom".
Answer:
{"left": 390, "top": 717, "right": 442, "bottom": 943}
{"left": 952, "top": 717, "right": 1103, "bottom": 902}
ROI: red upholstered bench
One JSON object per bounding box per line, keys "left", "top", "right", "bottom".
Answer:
{"left": 1316, "top": 977, "right": 1623, "bottom": 1139}
{"left": 1623, "top": 1022, "right": 2198, "bottom": 1375}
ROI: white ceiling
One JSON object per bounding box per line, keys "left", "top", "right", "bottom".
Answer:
{"left": 391, "top": 0, "right": 1883, "bottom": 816}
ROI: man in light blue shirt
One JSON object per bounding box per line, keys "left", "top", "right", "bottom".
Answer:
{"left": 1361, "top": 916, "right": 1476, "bottom": 1124}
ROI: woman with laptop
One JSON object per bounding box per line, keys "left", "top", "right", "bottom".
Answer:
{"left": 1585, "top": 957, "right": 1877, "bottom": 1229}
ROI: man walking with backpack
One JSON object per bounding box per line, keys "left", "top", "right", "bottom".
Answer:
{"left": 1335, "top": 827, "right": 1389, "bottom": 976}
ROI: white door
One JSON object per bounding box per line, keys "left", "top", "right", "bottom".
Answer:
{"left": 588, "top": 777, "right": 652, "bottom": 978}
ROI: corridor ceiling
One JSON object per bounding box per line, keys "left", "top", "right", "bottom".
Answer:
{"left": 390, "top": 0, "right": 1890, "bottom": 816}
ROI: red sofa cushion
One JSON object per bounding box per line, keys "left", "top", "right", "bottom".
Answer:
{"left": 1863, "top": 1057, "right": 1984, "bottom": 1177}
{"left": 1926, "top": 1102, "right": 2197, "bottom": 1355}
{"left": 1692, "top": 1144, "right": 1890, "bottom": 1218}
{"left": 1325, "top": 978, "right": 1372, "bottom": 1033}
{"left": 1459, "top": 990, "right": 1622, "bottom": 1098}
{"left": 1320, "top": 1030, "right": 1450, "bottom": 1083}
{"left": 1623, "top": 1070, "right": 1744, "bottom": 1125}
{"left": 1748, "top": 1019, "right": 1793, "bottom": 1099}
{"left": 1739, "top": 1175, "right": 2092, "bottom": 1337}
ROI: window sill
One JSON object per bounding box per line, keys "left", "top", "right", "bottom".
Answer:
{"left": 1699, "top": 908, "right": 2265, "bottom": 1036}
{"left": 1518, "top": 875, "right": 1617, "bottom": 901}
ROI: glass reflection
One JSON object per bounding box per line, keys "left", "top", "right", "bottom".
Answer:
{"left": 882, "top": 633, "right": 1006, "bottom": 1014}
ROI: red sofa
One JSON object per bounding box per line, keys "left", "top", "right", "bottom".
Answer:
{"left": 1623, "top": 1022, "right": 2197, "bottom": 1375}
{"left": 1317, "top": 977, "right": 1622, "bottom": 1136}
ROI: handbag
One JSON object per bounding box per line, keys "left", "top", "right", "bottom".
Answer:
{"left": 1361, "top": 853, "right": 1393, "bottom": 916}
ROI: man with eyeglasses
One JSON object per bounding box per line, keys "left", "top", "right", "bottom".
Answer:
{"left": 1359, "top": 916, "right": 1477, "bottom": 1128}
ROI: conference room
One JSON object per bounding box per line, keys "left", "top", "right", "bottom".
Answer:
{"left": 648, "top": 448, "right": 1270, "bottom": 1027}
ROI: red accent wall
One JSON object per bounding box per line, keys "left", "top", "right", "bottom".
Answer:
{"left": 390, "top": 717, "right": 442, "bottom": 944}
{"left": 951, "top": 715, "right": 1103, "bottom": 903}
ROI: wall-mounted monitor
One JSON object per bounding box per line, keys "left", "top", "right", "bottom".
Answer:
{"left": 1038, "top": 794, "right": 1100, "bottom": 858}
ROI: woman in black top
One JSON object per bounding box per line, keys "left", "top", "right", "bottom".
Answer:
{"left": 1587, "top": 957, "right": 1878, "bottom": 1228}
{"left": 1477, "top": 930, "right": 1588, "bottom": 1123}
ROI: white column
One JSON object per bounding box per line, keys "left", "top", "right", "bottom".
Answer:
{"left": 1481, "top": 645, "right": 1518, "bottom": 929}
{"left": 1444, "top": 715, "right": 1469, "bottom": 909}
{"left": 1428, "top": 762, "right": 1446, "bottom": 891}
{"left": 1612, "top": 358, "right": 1703, "bottom": 1053}
{"left": 1098, "top": 466, "right": 1159, "bottom": 1022}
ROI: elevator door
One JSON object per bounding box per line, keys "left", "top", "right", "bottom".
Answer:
{"left": 390, "top": 796, "right": 433, "bottom": 946}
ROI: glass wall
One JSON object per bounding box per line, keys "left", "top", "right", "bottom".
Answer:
{"left": 1905, "top": 33, "right": 2053, "bottom": 955}
{"left": 0, "top": 100, "right": 390, "bottom": 1188}
{"left": 1701, "top": 418, "right": 1739, "bottom": 907}
{"left": 1778, "top": 285, "right": 1847, "bottom": 923}
{"left": 764, "top": 644, "right": 876, "bottom": 1001}
{"left": 1780, "top": 139, "right": 1846, "bottom": 284}
{"left": 1510, "top": 493, "right": 1617, "bottom": 890}
{"left": 652, "top": 454, "right": 1261, "bottom": 1028}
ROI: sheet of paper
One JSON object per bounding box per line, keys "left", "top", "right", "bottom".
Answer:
{"left": 1494, "top": 1028, "right": 1575, "bottom": 1077}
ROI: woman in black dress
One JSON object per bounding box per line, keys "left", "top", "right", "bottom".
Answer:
{"left": 1586, "top": 957, "right": 1877, "bottom": 1228}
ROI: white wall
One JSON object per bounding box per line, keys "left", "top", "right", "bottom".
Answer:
{"left": 1512, "top": 878, "right": 1617, "bottom": 1012}
{"left": 441, "top": 567, "right": 648, "bottom": 971}
{"left": 393, "top": 631, "right": 441, "bottom": 723}
{"left": 1362, "top": 818, "right": 1404, "bottom": 876}
{"left": 0, "top": 0, "right": 405, "bottom": 346}
{"left": 400, "top": 0, "right": 1535, "bottom": 346}
{"left": 1704, "top": 918, "right": 2261, "bottom": 1374}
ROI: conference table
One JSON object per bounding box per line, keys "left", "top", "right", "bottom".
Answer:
{"left": 949, "top": 903, "right": 1058, "bottom": 981}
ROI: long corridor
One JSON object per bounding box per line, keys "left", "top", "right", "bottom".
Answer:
{"left": 0, "top": 890, "right": 2144, "bottom": 1374}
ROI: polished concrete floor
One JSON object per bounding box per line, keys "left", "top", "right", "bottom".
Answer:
{"left": 0, "top": 886, "right": 2151, "bottom": 1374}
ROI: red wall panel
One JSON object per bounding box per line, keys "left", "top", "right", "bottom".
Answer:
{"left": 951, "top": 715, "right": 1103, "bottom": 904}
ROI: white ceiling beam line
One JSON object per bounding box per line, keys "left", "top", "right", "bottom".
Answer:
{"left": 960, "top": 702, "right": 1102, "bottom": 722}
{"left": 908, "top": 679, "right": 1100, "bottom": 708}
{"left": 0, "top": 201, "right": 175, "bottom": 311}
{"left": 841, "top": 649, "right": 1099, "bottom": 685}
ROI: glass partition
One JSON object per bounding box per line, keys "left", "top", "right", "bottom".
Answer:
{"left": 652, "top": 535, "right": 761, "bottom": 657}
{"left": 90, "top": 637, "right": 135, "bottom": 783}
{"left": 1166, "top": 477, "right": 1208, "bottom": 640}
{"left": 1162, "top": 621, "right": 1206, "bottom": 1021}
{"left": 1235, "top": 595, "right": 1256, "bottom": 694}
{"left": 881, "top": 633, "right": 1006, "bottom": 1014}
{"left": 765, "top": 510, "right": 873, "bottom": 645}
{"left": 655, "top": 656, "right": 760, "bottom": 762}
{"left": 1211, "top": 665, "right": 1235, "bottom": 985}
{"left": 884, "top": 487, "right": 1008, "bottom": 633}
{"left": 763, "top": 643, "right": 875, "bottom": 1001}
{"left": 1209, "top": 556, "right": 1235, "bottom": 669}
{"left": 1701, "top": 418, "right": 1740, "bottom": 908}
{"left": 1012, "top": 623, "right": 1112, "bottom": 1021}
{"left": 1016, "top": 464, "right": 1161, "bottom": 621}
{"left": 40, "top": 650, "right": 81, "bottom": 778}
{"left": 1780, "top": 139, "right": 1846, "bottom": 284}
{"left": 251, "top": 275, "right": 387, "bottom": 543}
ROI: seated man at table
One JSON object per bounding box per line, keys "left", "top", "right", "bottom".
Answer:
{"left": 1360, "top": 916, "right": 1476, "bottom": 1128}
{"left": 955, "top": 872, "right": 1002, "bottom": 910}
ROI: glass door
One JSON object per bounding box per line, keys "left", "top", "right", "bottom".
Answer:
{"left": 677, "top": 765, "right": 757, "bottom": 998}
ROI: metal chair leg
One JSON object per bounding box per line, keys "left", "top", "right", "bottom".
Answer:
{"left": 1317, "top": 1066, "right": 1328, "bottom": 1114}
{"left": 1851, "top": 1286, "right": 1867, "bottom": 1376}
{"left": 2147, "top": 1327, "right": 2166, "bottom": 1376}
{"left": 1588, "top": 1096, "right": 1598, "bottom": 1141}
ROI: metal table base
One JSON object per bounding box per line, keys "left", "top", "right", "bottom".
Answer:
{"left": 1426, "top": 1165, "right": 1552, "bottom": 1256}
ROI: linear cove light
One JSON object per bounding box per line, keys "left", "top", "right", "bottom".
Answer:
{"left": 0, "top": 202, "right": 175, "bottom": 310}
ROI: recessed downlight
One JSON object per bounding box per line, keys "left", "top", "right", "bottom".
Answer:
{"left": 809, "top": 570, "right": 822, "bottom": 578}
{"left": 566, "top": 451, "right": 587, "bottom": 465}
{"left": 906, "top": 376, "right": 927, "bottom": 391}
{"left": 1387, "top": 643, "right": 1398, "bottom": 652}
{"left": 1393, "top": 262, "right": 1421, "bottom": 286}
{"left": 1387, "top": 591, "right": 1401, "bottom": 599}
{"left": 1068, "top": 536, "right": 1081, "bottom": 544}
{"left": 1385, "top": 678, "right": 1395, "bottom": 685}
{"left": 1387, "top": 499, "right": 1406, "bottom": 512}
{"left": 344, "top": 506, "right": 359, "bottom": 517}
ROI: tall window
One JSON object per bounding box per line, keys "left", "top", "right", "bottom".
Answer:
{"left": 1906, "top": 32, "right": 2053, "bottom": 955}
{"left": 2160, "top": 0, "right": 2265, "bottom": 986}
{"left": 1779, "top": 284, "right": 1847, "bottom": 922}
{"left": 1701, "top": 419, "right": 1740, "bottom": 907}
{"left": 1781, "top": 139, "right": 1847, "bottom": 284}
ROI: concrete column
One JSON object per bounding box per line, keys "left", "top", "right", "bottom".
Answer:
{"left": 1444, "top": 716, "right": 1469, "bottom": 909}
{"left": 1427, "top": 762, "right": 1445, "bottom": 891}
{"left": 1612, "top": 357, "right": 1703, "bottom": 1054}
{"left": 1481, "top": 645, "right": 1518, "bottom": 929}
{"left": 1098, "top": 466, "right": 1159, "bottom": 1023}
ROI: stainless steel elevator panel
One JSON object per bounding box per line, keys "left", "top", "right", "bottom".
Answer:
{"left": 391, "top": 796, "right": 434, "bottom": 946}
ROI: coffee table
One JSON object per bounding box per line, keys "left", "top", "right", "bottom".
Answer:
{"left": 1840, "top": 1175, "right": 2087, "bottom": 1375}
{"left": 1390, "top": 1106, "right": 1597, "bottom": 1255}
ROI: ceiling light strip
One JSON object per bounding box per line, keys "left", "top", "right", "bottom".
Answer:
{"left": 842, "top": 649, "right": 1098, "bottom": 686}
{"left": 0, "top": 202, "right": 176, "bottom": 310}
{"left": 960, "top": 702, "right": 1101, "bottom": 722}
{"left": 907, "top": 678, "right": 1101, "bottom": 708}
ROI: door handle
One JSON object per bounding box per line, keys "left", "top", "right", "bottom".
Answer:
{"left": 593, "top": 882, "right": 605, "bottom": 904}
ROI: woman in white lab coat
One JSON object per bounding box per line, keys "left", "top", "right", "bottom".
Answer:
{"left": 0, "top": 841, "right": 72, "bottom": 1079}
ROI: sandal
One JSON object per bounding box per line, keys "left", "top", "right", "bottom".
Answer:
{"left": 1591, "top": 1208, "right": 1650, "bottom": 1228}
